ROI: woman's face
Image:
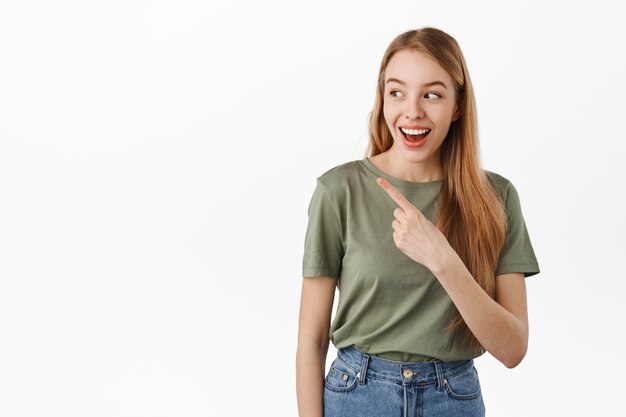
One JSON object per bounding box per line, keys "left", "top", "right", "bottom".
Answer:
{"left": 382, "top": 50, "right": 459, "bottom": 167}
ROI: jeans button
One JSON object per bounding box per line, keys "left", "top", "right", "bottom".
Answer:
{"left": 403, "top": 368, "right": 413, "bottom": 378}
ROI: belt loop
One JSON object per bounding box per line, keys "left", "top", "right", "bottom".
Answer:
{"left": 358, "top": 353, "right": 370, "bottom": 385}
{"left": 434, "top": 361, "right": 445, "bottom": 391}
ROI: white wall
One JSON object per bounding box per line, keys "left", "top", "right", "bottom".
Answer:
{"left": 0, "top": 0, "right": 624, "bottom": 415}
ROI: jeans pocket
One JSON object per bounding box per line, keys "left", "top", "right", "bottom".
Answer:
{"left": 324, "top": 357, "right": 359, "bottom": 392}
{"left": 444, "top": 365, "right": 482, "bottom": 400}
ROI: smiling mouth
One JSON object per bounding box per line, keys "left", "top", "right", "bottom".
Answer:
{"left": 400, "top": 127, "right": 431, "bottom": 142}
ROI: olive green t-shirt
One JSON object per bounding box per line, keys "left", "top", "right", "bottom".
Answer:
{"left": 302, "top": 158, "right": 540, "bottom": 362}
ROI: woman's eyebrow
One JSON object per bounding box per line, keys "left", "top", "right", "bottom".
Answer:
{"left": 385, "top": 77, "right": 448, "bottom": 90}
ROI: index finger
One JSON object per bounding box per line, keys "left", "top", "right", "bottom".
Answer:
{"left": 376, "top": 177, "right": 414, "bottom": 212}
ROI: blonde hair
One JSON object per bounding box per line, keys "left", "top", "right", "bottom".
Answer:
{"left": 367, "top": 28, "right": 507, "bottom": 355}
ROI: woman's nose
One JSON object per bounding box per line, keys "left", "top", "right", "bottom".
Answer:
{"left": 405, "top": 99, "right": 425, "bottom": 119}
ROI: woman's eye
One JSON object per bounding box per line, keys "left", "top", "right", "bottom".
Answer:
{"left": 425, "top": 92, "right": 441, "bottom": 99}
{"left": 389, "top": 90, "right": 402, "bottom": 97}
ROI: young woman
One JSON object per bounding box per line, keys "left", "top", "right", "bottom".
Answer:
{"left": 296, "top": 27, "right": 540, "bottom": 417}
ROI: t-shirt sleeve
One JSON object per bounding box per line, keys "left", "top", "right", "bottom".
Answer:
{"left": 495, "top": 181, "right": 540, "bottom": 278}
{"left": 302, "top": 178, "right": 344, "bottom": 279}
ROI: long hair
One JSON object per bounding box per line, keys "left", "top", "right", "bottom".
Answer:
{"left": 367, "top": 28, "right": 507, "bottom": 355}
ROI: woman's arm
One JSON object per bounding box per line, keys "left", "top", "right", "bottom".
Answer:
{"left": 375, "top": 177, "right": 529, "bottom": 368}
{"left": 432, "top": 258, "right": 528, "bottom": 368}
{"left": 296, "top": 276, "right": 336, "bottom": 417}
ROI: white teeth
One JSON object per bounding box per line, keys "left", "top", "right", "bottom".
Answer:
{"left": 401, "top": 128, "right": 430, "bottom": 135}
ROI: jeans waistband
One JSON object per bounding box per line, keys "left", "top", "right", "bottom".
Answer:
{"left": 337, "top": 345, "right": 475, "bottom": 387}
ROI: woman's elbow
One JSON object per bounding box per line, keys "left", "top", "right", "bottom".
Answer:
{"left": 501, "top": 343, "right": 528, "bottom": 369}
{"left": 503, "top": 355, "right": 524, "bottom": 369}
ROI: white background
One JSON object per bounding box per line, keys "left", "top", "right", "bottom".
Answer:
{"left": 0, "top": 0, "right": 624, "bottom": 416}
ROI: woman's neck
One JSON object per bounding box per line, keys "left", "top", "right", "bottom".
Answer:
{"left": 368, "top": 147, "right": 444, "bottom": 182}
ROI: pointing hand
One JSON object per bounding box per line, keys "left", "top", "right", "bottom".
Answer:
{"left": 376, "top": 177, "right": 454, "bottom": 274}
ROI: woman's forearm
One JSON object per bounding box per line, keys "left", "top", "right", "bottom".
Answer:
{"left": 432, "top": 254, "right": 528, "bottom": 368}
{"left": 296, "top": 341, "right": 329, "bottom": 417}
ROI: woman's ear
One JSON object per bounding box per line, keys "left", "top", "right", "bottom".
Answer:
{"left": 452, "top": 106, "right": 461, "bottom": 122}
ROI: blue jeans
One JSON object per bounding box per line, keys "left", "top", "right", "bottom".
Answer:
{"left": 324, "top": 345, "right": 485, "bottom": 417}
